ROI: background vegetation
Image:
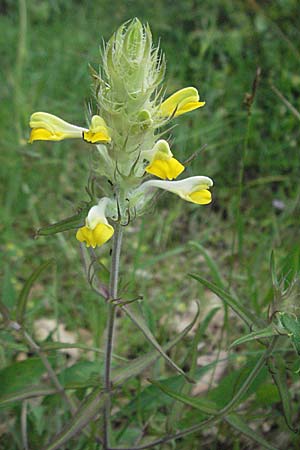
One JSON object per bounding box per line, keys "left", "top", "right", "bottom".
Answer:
{"left": 1, "top": 0, "right": 300, "bottom": 448}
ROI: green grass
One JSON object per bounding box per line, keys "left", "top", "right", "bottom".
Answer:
{"left": 1, "top": 0, "right": 300, "bottom": 449}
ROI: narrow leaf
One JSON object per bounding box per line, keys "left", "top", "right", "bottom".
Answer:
{"left": 121, "top": 302, "right": 199, "bottom": 383}
{"left": 226, "top": 413, "right": 278, "bottom": 450}
{"left": 268, "top": 355, "right": 297, "bottom": 432}
{"left": 16, "top": 259, "right": 55, "bottom": 324}
{"left": 44, "top": 387, "right": 106, "bottom": 450}
{"left": 229, "top": 326, "right": 279, "bottom": 348}
{"left": 0, "top": 385, "right": 56, "bottom": 408}
{"left": 190, "top": 274, "right": 259, "bottom": 327}
{"left": 167, "top": 306, "right": 220, "bottom": 430}
{"left": 36, "top": 204, "right": 91, "bottom": 237}
{"left": 149, "top": 379, "right": 218, "bottom": 415}
{"left": 112, "top": 303, "right": 199, "bottom": 386}
{"left": 189, "top": 241, "right": 226, "bottom": 288}
{"left": 41, "top": 341, "right": 127, "bottom": 361}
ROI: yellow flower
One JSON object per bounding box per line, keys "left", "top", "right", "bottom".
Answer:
{"left": 29, "top": 112, "right": 111, "bottom": 144}
{"left": 160, "top": 87, "right": 205, "bottom": 118}
{"left": 145, "top": 140, "right": 184, "bottom": 180}
{"left": 82, "top": 115, "right": 111, "bottom": 144}
{"left": 139, "top": 176, "right": 213, "bottom": 205}
{"left": 76, "top": 198, "right": 114, "bottom": 248}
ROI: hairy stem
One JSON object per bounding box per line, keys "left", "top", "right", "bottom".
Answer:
{"left": 103, "top": 224, "right": 123, "bottom": 449}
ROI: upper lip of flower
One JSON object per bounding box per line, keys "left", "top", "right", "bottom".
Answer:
{"left": 160, "top": 87, "right": 205, "bottom": 118}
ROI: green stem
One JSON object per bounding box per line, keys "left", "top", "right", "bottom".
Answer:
{"left": 103, "top": 224, "right": 123, "bottom": 449}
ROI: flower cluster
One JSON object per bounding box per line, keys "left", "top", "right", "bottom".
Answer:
{"left": 29, "top": 19, "right": 213, "bottom": 248}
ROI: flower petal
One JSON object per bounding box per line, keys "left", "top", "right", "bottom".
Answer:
{"left": 188, "top": 189, "right": 212, "bottom": 204}
{"left": 76, "top": 223, "right": 114, "bottom": 248}
{"left": 160, "top": 87, "right": 205, "bottom": 118}
{"left": 29, "top": 128, "right": 66, "bottom": 143}
{"left": 83, "top": 115, "right": 111, "bottom": 144}
{"left": 145, "top": 157, "right": 185, "bottom": 180}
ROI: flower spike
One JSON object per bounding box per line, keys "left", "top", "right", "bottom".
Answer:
{"left": 160, "top": 87, "right": 205, "bottom": 118}
{"left": 139, "top": 176, "right": 213, "bottom": 205}
{"left": 145, "top": 140, "right": 184, "bottom": 180}
{"left": 76, "top": 198, "right": 114, "bottom": 248}
{"left": 29, "top": 112, "right": 111, "bottom": 144}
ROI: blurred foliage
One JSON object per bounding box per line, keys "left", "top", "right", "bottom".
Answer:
{"left": 1, "top": 0, "right": 300, "bottom": 448}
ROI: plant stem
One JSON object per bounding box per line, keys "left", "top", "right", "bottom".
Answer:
{"left": 103, "top": 224, "right": 123, "bottom": 449}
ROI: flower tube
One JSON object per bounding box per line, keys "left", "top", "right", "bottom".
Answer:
{"left": 138, "top": 176, "right": 213, "bottom": 205}
{"left": 29, "top": 112, "right": 111, "bottom": 144}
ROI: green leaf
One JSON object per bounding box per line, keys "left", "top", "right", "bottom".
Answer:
{"left": 121, "top": 302, "right": 198, "bottom": 383}
{"left": 117, "top": 364, "right": 218, "bottom": 418}
{"left": 0, "top": 359, "right": 102, "bottom": 408}
{"left": 0, "top": 357, "right": 49, "bottom": 397}
{"left": 58, "top": 360, "right": 102, "bottom": 389}
{"left": 229, "top": 326, "right": 279, "bottom": 348}
{"left": 226, "top": 413, "right": 278, "bottom": 450}
{"left": 112, "top": 301, "right": 200, "bottom": 386}
{"left": 167, "top": 306, "right": 220, "bottom": 430}
{"left": 149, "top": 379, "right": 218, "bottom": 415}
{"left": 189, "top": 241, "right": 226, "bottom": 288}
{"left": 44, "top": 387, "right": 107, "bottom": 450}
{"left": 36, "top": 204, "right": 92, "bottom": 237}
{"left": 278, "top": 313, "right": 300, "bottom": 355}
{"left": 0, "top": 385, "right": 56, "bottom": 408}
{"left": 190, "top": 274, "right": 260, "bottom": 327}
{"left": 41, "top": 341, "right": 127, "bottom": 361}
{"left": 16, "top": 259, "right": 55, "bottom": 324}
{"left": 268, "top": 355, "right": 297, "bottom": 432}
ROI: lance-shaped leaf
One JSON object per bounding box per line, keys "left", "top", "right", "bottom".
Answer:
{"left": 36, "top": 203, "right": 92, "bottom": 237}
{"left": 149, "top": 379, "right": 218, "bottom": 415}
{"left": 41, "top": 341, "right": 127, "bottom": 361}
{"left": 268, "top": 354, "right": 297, "bottom": 432}
{"left": 225, "top": 413, "right": 279, "bottom": 450}
{"left": 0, "top": 385, "right": 56, "bottom": 408}
{"left": 167, "top": 306, "right": 220, "bottom": 430}
{"left": 121, "top": 302, "right": 199, "bottom": 383}
{"left": 16, "top": 259, "right": 55, "bottom": 324}
{"left": 278, "top": 312, "right": 300, "bottom": 355}
{"left": 112, "top": 302, "right": 200, "bottom": 386}
{"left": 43, "top": 387, "right": 107, "bottom": 450}
{"left": 189, "top": 241, "right": 226, "bottom": 288}
{"left": 190, "top": 274, "right": 261, "bottom": 327}
{"left": 150, "top": 381, "right": 278, "bottom": 450}
{"left": 229, "top": 326, "right": 280, "bottom": 349}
